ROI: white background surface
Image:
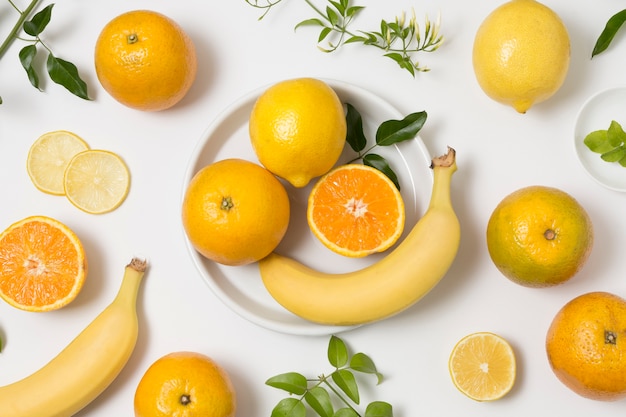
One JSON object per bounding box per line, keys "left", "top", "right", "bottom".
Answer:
{"left": 1, "top": 0, "right": 626, "bottom": 415}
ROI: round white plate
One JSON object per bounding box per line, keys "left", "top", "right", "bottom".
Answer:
{"left": 182, "top": 79, "right": 433, "bottom": 336}
{"left": 574, "top": 86, "right": 626, "bottom": 192}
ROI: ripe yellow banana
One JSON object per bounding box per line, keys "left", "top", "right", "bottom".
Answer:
{"left": 259, "top": 147, "right": 460, "bottom": 326}
{"left": 0, "top": 258, "right": 147, "bottom": 417}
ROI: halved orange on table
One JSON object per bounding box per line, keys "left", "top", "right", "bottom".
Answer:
{"left": 307, "top": 164, "right": 405, "bottom": 258}
{"left": 0, "top": 216, "right": 87, "bottom": 312}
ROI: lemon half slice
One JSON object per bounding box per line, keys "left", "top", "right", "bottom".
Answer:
{"left": 64, "top": 150, "right": 130, "bottom": 214}
{"left": 448, "top": 332, "right": 516, "bottom": 401}
{"left": 27, "top": 130, "right": 90, "bottom": 195}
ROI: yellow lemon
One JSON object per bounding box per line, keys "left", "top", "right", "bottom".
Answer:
{"left": 472, "top": 0, "right": 570, "bottom": 113}
{"left": 249, "top": 78, "right": 346, "bottom": 188}
{"left": 486, "top": 186, "right": 593, "bottom": 287}
{"left": 449, "top": 332, "right": 516, "bottom": 402}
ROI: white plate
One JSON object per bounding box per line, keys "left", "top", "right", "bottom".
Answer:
{"left": 182, "top": 79, "right": 433, "bottom": 336}
{"left": 574, "top": 86, "right": 626, "bottom": 192}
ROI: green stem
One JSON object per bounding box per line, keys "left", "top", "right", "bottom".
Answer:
{"left": 0, "top": 0, "right": 42, "bottom": 60}
{"left": 322, "top": 377, "right": 361, "bottom": 416}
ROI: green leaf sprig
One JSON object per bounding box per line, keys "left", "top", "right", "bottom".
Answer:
{"left": 266, "top": 335, "right": 393, "bottom": 417}
{"left": 583, "top": 120, "right": 626, "bottom": 166}
{"left": 244, "top": 0, "right": 444, "bottom": 76}
{"left": 592, "top": 9, "right": 626, "bottom": 58}
{"left": 0, "top": 1, "right": 90, "bottom": 104}
{"left": 345, "top": 103, "right": 427, "bottom": 190}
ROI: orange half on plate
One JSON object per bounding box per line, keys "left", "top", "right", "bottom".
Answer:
{"left": 307, "top": 164, "right": 405, "bottom": 258}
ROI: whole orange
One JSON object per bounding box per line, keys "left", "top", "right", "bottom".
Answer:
{"left": 486, "top": 185, "right": 593, "bottom": 287}
{"left": 546, "top": 292, "right": 626, "bottom": 401}
{"left": 182, "top": 158, "right": 290, "bottom": 266}
{"left": 134, "top": 351, "right": 236, "bottom": 417}
{"left": 94, "top": 10, "right": 197, "bottom": 111}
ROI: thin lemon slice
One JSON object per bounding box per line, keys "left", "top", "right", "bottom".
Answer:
{"left": 448, "top": 332, "right": 516, "bottom": 402}
{"left": 26, "top": 130, "right": 90, "bottom": 195}
{"left": 64, "top": 150, "right": 130, "bottom": 214}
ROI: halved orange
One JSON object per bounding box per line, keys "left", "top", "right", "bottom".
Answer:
{"left": 307, "top": 164, "right": 405, "bottom": 257}
{"left": 0, "top": 216, "right": 87, "bottom": 312}
{"left": 448, "top": 332, "right": 516, "bottom": 401}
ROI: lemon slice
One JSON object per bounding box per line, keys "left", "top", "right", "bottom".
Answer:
{"left": 448, "top": 332, "right": 516, "bottom": 401}
{"left": 26, "top": 130, "right": 90, "bottom": 195}
{"left": 64, "top": 150, "right": 130, "bottom": 214}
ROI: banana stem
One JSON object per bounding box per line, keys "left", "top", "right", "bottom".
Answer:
{"left": 113, "top": 258, "right": 147, "bottom": 306}
{"left": 428, "top": 147, "right": 456, "bottom": 209}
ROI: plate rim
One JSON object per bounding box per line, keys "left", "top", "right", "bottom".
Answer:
{"left": 574, "top": 85, "right": 626, "bottom": 193}
{"left": 181, "top": 78, "right": 433, "bottom": 335}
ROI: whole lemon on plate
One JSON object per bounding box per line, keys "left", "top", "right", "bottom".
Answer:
{"left": 472, "top": 0, "right": 570, "bottom": 113}
{"left": 249, "top": 78, "right": 347, "bottom": 188}
{"left": 486, "top": 185, "right": 593, "bottom": 287}
{"left": 94, "top": 10, "right": 197, "bottom": 111}
{"left": 134, "top": 351, "right": 236, "bottom": 417}
{"left": 182, "top": 158, "right": 290, "bottom": 266}
{"left": 546, "top": 292, "right": 626, "bottom": 401}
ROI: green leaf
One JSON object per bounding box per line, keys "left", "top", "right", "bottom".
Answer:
{"left": 350, "top": 352, "right": 383, "bottom": 384}
{"left": 271, "top": 398, "right": 307, "bottom": 417}
{"left": 266, "top": 372, "right": 308, "bottom": 395}
{"left": 19, "top": 45, "right": 41, "bottom": 90}
{"left": 345, "top": 103, "right": 367, "bottom": 152}
{"left": 346, "top": 6, "right": 365, "bottom": 18}
{"left": 584, "top": 129, "right": 612, "bottom": 153}
{"left": 601, "top": 146, "right": 626, "bottom": 162}
{"left": 376, "top": 111, "right": 427, "bottom": 146}
{"left": 328, "top": 335, "right": 348, "bottom": 368}
{"left": 332, "top": 369, "right": 360, "bottom": 403}
{"left": 319, "top": 27, "right": 333, "bottom": 43}
{"left": 345, "top": 35, "right": 369, "bottom": 44}
{"left": 46, "top": 54, "right": 90, "bottom": 100}
{"left": 326, "top": 6, "right": 339, "bottom": 26}
{"left": 304, "top": 387, "right": 334, "bottom": 417}
{"left": 619, "top": 154, "right": 626, "bottom": 167}
{"left": 364, "top": 401, "right": 393, "bottom": 417}
{"left": 607, "top": 120, "right": 626, "bottom": 147}
{"left": 23, "top": 3, "right": 54, "bottom": 36}
{"left": 329, "top": 0, "right": 345, "bottom": 15}
{"left": 335, "top": 408, "right": 360, "bottom": 417}
{"left": 295, "top": 18, "right": 326, "bottom": 31}
{"left": 363, "top": 154, "right": 400, "bottom": 190}
{"left": 592, "top": 9, "right": 626, "bottom": 57}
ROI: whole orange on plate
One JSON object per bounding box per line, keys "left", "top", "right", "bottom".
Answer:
{"left": 182, "top": 158, "right": 290, "bottom": 266}
{"left": 0, "top": 215, "right": 87, "bottom": 312}
{"left": 486, "top": 185, "right": 593, "bottom": 287}
{"left": 249, "top": 78, "right": 346, "bottom": 188}
{"left": 134, "top": 351, "right": 236, "bottom": 417}
{"left": 307, "top": 164, "right": 405, "bottom": 257}
{"left": 94, "top": 10, "right": 197, "bottom": 111}
{"left": 546, "top": 291, "right": 626, "bottom": 401}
